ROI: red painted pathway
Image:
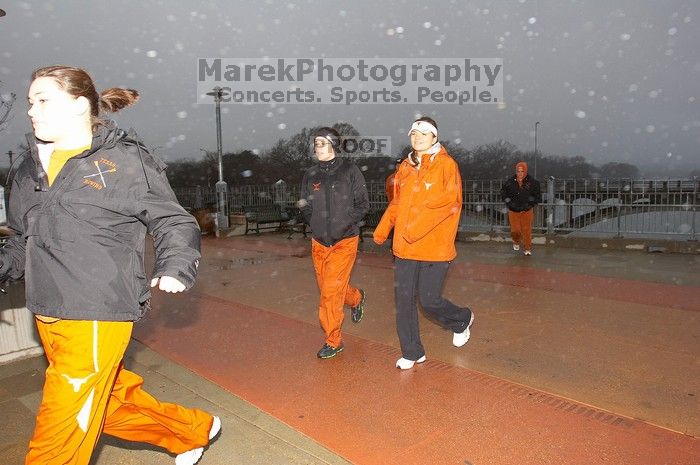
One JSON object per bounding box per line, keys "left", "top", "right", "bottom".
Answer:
{"left": 134, "top": 289, "right": 699, "bottom": 465}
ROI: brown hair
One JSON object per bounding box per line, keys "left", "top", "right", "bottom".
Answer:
{"left": 31, "top": 65, "right": 139, "bottom": 130}
{"left": 414, "top": 116, "right": 438, "bottom": 131}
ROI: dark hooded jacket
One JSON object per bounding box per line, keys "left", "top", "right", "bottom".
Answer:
{"left": 0, "top": 122, "right": 200, "bottom": 321}
{"left": 300, "top": 157, "right": 369, "bottom": 247}
{"left": 500, "top": 162, "right": 542, "bottom": 212}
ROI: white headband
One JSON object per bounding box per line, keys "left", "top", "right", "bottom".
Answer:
{"left": 408, "top": 121, "right": 438, "bottom": 137}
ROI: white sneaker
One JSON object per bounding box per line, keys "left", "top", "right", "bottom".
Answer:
{"left": 513, "top": 244, "right": 520, "bottom": 251}
{"left": 175, "top": 416, "right": 221, "bottom": 465}
{"left": 175, "top": 448, "right": 203, "bottom": 465}
{"left": 209, "top": 416, "right": 221, "bottom": 440}
{"left": 453, "top": 311, "right": 475, "bottom": 347}
{"left": 524, "top": 250, "right": 532, "bottom": 256}
{"left": 396, "top": 355, "right": 426, "bottom": 370}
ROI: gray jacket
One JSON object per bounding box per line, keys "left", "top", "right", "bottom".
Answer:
{"left": 0, "top": 122, "right": 200, "bottom": 321}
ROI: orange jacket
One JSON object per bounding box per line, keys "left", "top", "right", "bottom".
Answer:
{"left": 385, "top": 171, "right": 397, "bottom": 203}
{"left": 374, "top": 146, "right": 462, "bottom": 261}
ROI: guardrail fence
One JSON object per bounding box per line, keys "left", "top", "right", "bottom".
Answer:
{"left": 174, "top": 178, "right": 698, "bottom": 240}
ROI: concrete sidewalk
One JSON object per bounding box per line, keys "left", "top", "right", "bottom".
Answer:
{"left": 0, "top": 341, "right": 350, "bottom": 465}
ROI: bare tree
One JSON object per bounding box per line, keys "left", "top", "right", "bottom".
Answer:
{"left": 596, "top": 162, "right": 640, "bottom": 179}
{"left": 0, "top": 81, "right": 16, "bottom": 133}
{"left": 332, "top": 121, "right": 360, "bottom": 138}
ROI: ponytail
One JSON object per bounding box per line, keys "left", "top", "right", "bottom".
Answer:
{"left": 99, "top": 88, "right": 139, "bottom": 113}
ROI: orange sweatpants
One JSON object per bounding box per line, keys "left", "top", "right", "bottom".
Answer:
{"left": 26, "top": 318, "right": 213, "bottom": 465}
{"left": 508, "top": 209, "right": 535, "bottom": 250}
{"left": 311, "top": 236, "right": 362, "bottom": 348}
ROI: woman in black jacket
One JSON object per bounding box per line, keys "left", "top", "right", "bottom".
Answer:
{"left": 500, "top": 161, "right": 541, "bottom": 256}
{"left": 0, "top": 66, "right": 219, "bottom": 465}
{"left": 299, "top": 127, "right": 369, "bottom": 359}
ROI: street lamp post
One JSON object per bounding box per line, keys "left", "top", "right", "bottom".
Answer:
{"left": 206, "top": 87, "right": 229, "bottom": 234}
{"left": 534, "top": 121, "right": 541, "bottom": 179}
{"left": 199, "top": 148, "right": 213, "bottom": 187}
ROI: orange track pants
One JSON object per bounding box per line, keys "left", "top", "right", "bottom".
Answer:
{"left": 311, "top": 236, "right": 362, "bottom": 348}
{"left": 26, "top": 318, "right": 213, "bottom": 465}
{"left": 508, "top": 209, "right": 535, "bottom": 250}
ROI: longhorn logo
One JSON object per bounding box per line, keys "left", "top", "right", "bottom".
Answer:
{"left": 83, "top": 158, "right": 117, "bottom": 190}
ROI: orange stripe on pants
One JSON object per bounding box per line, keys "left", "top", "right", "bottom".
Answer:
{"left": 311, "top": 236, "right": 362, "bottom": 348}
{"left": 26, "top": 318, "right": 212, "bottom": 465}
{"left": 508, "top": 209, "right": 534, "bottom": 250}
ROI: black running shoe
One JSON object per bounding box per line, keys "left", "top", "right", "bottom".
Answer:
{"left": 351, "top": 289, "right": 366, "bottom": 323}
{"left": 317, "top": 343, "right": 344, "bottom": 359}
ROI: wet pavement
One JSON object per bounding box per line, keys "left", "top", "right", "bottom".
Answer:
{"left": 1, "top": 232, "right": 698, "bottom": 464}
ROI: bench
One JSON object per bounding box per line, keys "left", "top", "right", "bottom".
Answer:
{"left": 242, "top": 205, "right": 378, "bottom": 240}
{"left": 283, "top": 206, "right": 308, "bottom": 239}
{"left": 242, "top": 204, "right": 288, "bottom": 235}
{"left": 241, "top": 204, "right": 309, "bottom": 238}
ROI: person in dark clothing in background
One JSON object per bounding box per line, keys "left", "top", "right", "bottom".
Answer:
{"left": 500, "top": 161, "right": 542, "bottom": 256}
{"left": 299, "top": 127, "right": 370, "bottom": 359}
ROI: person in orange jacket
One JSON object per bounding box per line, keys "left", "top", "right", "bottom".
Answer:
{"left": 2, "top": 65, "right": 220, "bottom": 465}
{"left": 299, "top": 127, "right": 369, "bottom": 359}
{"left": 373, "top": 117, "right": 474, "bottom": 370}
{"left": 384, "top": 159, "right": 401, "bottom": 203}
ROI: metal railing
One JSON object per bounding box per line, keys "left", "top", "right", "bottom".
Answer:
{"left": 174, "top": 178, "right": 698, "bottom": 240}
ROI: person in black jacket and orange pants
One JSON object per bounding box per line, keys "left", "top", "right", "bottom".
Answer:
{"left": 299, "top": 127, "right": 369, "bottom": 359}
{"left": 500, "top": 161, "right": 542, "bottom": 256}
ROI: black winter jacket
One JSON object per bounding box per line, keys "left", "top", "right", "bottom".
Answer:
{"left": 300, "top": 157, "right": 369, "bottom": 247}
{"left": 500, "top": 175, "right": 542, "bottom": 212}
{"left": 0, "top": 122, "right": 200, "bottom": 321}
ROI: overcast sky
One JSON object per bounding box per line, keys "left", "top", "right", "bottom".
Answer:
{"left": 1, "top": 0, "right": 698, "bottom": 174}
